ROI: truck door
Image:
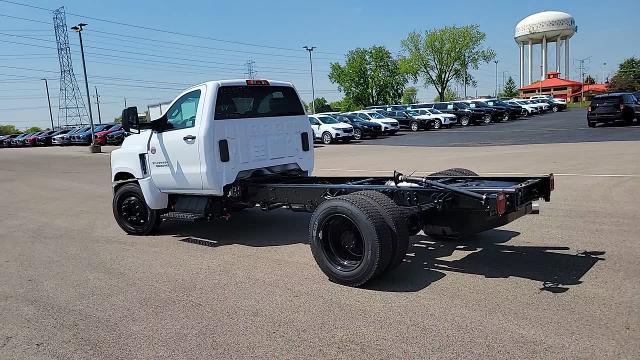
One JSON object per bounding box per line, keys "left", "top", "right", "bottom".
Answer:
{"left": 148, "top": 89, "right": 204, "bottom": 191}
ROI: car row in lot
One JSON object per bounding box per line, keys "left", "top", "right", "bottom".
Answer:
{"left": 0, "top": 123, "right": 130, "bottom": 148}
{"left": 306, "top": 96, "right": 567, "bottom": 144}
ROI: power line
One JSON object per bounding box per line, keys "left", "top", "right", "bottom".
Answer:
{"left": 0, "top": 0, "right": 346, "bottom": 56}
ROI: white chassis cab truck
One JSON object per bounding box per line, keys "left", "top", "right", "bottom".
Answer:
{"left": 111, "top": 79, "right": 554, "bottom": 287}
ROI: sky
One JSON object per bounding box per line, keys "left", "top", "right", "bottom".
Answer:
{"left": 0, "top": 0, "right": 638, "bottom": 129}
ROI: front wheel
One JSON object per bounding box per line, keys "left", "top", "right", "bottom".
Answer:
{"left": 410, "top": 121, "right": 420, "bottom": 132}
{"left": 431, "top": 119, "right": 442, "bottom": 130}
{"left": 459, "top": 116, "right": 470, "bottom": 126}
{"left": 353, "top": 128, "right": 362, "bottom": 140}
{"left": 588, "top": 121, "right": 596, "bottom": 128}
{"left": 482, "top": 114, "right": 492, "bottom": 124}
{"left": 113, "top": 183, "right": 161, "bottom": 235}
{"left": 502, "top": 112, "right": 510, "bottom": 122}
{"left": 321, "top": 132, "right": 333, "bottom": 145}
{"left": 552, "top": 106, "right": 558, "bottom": 112}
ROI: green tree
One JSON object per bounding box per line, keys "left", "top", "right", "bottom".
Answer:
{"left": 329, "top": 99, "right": 357, "bottom": 112}
{"left": 25, "top": 126, "right": 42, "bottom": 133}
{"left": 400, "top": 25, "right": 495, "bottom": 101}
{"left": 584, "top": 75, "right": 596, "bottom": 85}
{"left": 433, "top": 87, "right": 459, "bottom": 102}
{"left": 608, "top": 57, "right": 640, "bottom": 92}
{"left": 329, "top": 46, "right": 407, "bottom": 109}
{"left": 500, "top": 76, "right": 519, "bottom": 98}
{"left": 401, "top": 86, "right": 418, "bottom": 104}
{"left": 309, "top": 97, "right": 332, "bottom": 113}
{"left": 0, "top": 124, "right": 21, "bottom": 135}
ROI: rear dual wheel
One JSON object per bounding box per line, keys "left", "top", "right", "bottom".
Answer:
{"left": 309, "top": 192, "right": 410, "bottom": 286}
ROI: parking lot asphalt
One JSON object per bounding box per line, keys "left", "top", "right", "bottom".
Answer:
{"left": 354, "top": 109, "right": 640, "bottom": 147}
{"left": 1, "top": 112, "right": 639, "bottom": 359}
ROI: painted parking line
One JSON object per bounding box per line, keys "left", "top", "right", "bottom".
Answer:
{"left": 316, "top": 168, "right": 640, "bottom": 178}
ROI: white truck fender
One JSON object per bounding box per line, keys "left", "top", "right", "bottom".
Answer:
{"left": 138, "top": 177, "right": 168, "bottom": 209}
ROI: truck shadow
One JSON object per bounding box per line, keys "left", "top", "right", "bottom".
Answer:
{"left": 159, "top": 210, "right": 605, "bottom": 293}
{"left": 368, "top": 229, "right": 605, "bottom": 293}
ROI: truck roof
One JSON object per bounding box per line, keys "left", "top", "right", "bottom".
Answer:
{"left": 187, "top": 79, "right": 295, "bottom": 91}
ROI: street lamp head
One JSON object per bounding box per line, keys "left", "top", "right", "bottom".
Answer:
{"left": 303, "top": 46, "right": 316, "bottom": 52}
{"left": 71, "top": 23, "right": 87, "bottom": 32}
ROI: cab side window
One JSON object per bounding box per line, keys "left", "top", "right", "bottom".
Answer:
{"left": 166, "top": 90, "right": 201, "bottom": 130}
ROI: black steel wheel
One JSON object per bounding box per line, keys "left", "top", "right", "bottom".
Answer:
{"left": 353, "top": 128, "right": 362, "bottom": 140}
{"left": 309, "top": 195, "right": 393, "bottom": 286}
{"left": 113, "top": 182, "right": 161, "bottom": 235}
{"left": 321, "top": 131, "right": 333, "bottom": 145}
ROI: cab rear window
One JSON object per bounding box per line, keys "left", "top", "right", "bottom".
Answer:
{"left": 215, "top": 85, "right": 305, "bottom": 120}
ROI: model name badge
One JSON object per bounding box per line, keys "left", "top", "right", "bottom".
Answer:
{"left": 152, "top": 161, "right": 169, "bottom": 168}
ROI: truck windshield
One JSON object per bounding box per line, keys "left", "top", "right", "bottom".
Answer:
{"left": 215, "top": 85, "right": 305, "bottom": 120}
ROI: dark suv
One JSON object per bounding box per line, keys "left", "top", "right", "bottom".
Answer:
{"left": 485, "top": 99, "right": 525, "bottom": 119}
{"left": 425, "top": 102, "right": 486, "bottom": 126}
{"left": 466, "top": 100, "right": 509, "bottom": 122}
{"left": 386, "top": 110, "right": 432, "bottom": 131}
{"left": 587, "top": 93, "right": 639, "bottom": 127}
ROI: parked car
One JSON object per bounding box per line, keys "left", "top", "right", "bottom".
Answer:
{"left": 484, "top": 99, "right": 525, "bottom": 118}
{"left": 94, "top": 124, "right": 122, "bottom": 145}
{"left": 426, "top": 102, "right": 487, "bottom": 126}
{"left": 529, "top": 99, "right": 551, "bottom": 112}
{"left": 464, "top": 100, "right": 510, "bottom": 122}
{"left": 35, "top": 130, "right": 62, "bottom": 146}
{"left": 348, "top": 111, "right": 400, "bottom": 134}
{"left": 53, "top": 127, "right": 84, "bottom": 145}
{"left": 72, "top": 124, "right": 114, "bottom": 145}
{"left": 24, "top": 131, "right": 45, "bottom": 146}
{"left": 505, "top": 99, "right": 540, "bottom": 116}
{"left": 332, "top": 114, "right": 382, "bottom": 140}
{"left": 541, "top": 98, "right": 567, "bottom": 112}
{"left": 308, "top": 115, "right": 354, "bottom": 144}
{"left": 386, "top": 110, "right": 434, "bottom": 131}
{"left": 106, "top": 129, "right": 130, "bottom": 145}
{"left": 0, "top": 134, "right": 20, "bottom": 147}
{"left": 405, "top": 109, "right": 457, "bottom": 129}
{"left": 587, "top": 92, "right": 640, "bottom": 127}
{"left": 519, "top": 99, "right": 548, "bottom": 113}
{"left": 11, "top": 132, "right": 35, "bottom": 147}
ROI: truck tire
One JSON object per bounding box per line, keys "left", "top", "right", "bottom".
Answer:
{"left": 351, "top": 191, "right": 410, "bottom": 271}
{"left": 321, "top": 131, "right": 333, "bottom": 145}
{"left": 113, "top": 182, "right": 162, "bottom": 235}
{"left": 309, "top": 194, "right": 393, "bottom": 286}
{"left": 459, "top": 116, "right": 470, "bottom": 126}
{"left": 429, "top": 168, "right": 479, "bottom": 177}
{"left": 410, "top": 121, "right": 420, "bottom": 132}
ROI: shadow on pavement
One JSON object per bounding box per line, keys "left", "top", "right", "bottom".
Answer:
{"left": 159, "top": 212, "right": 604, "bottom": 293}
{"left": 368, "top": 229, "right": 605, "bottom": 293}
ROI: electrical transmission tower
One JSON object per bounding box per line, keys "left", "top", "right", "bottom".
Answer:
{"left": 53, "top": 6, "right": 88, "bottom": 127}
{"left": 244, "top": 60, "right": 256, "bottom": 79}
{"left": 574, "top": 56, "right": 591, "bottom": 104}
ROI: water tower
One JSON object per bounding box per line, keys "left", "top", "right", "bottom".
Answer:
{"left": 515, "top": 11, "right": 577, "bottom": 87}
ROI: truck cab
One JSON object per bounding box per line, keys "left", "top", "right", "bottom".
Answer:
{"left": 111, "top": 79, "right": 313, "bottom": 207}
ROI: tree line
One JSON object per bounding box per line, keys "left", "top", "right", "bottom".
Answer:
{"left": 320, "top": 24, "right": 496, "bottom": 112}
{"left": 0, "top": 124, "right": 44, "bottom": 135}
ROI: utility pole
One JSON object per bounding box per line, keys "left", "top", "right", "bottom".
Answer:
{"left": 94, "top": 86, "right": 102, "bottom": 124}
{"left": 244, "top": 60, "right": 256, "bottom": 79}
{"left": 574, "top": 57, "right": 591, "bottom": 106}
{"left": 71, "top": 22, "right": 99, "bottom": 153}
{"left": 494, "top": 60, "right": 499, "bottom": 98}
{"left": 124, "top": 97, "right": 127, "bottom": 108}
{"left": 602, "top": 62, "right": 607, "bottom": 83}
{"left": 303, "top": 46, "right": 316, "bottom": 114}
{"left": 41, "top": 78, "right": 54, "bottom": 130}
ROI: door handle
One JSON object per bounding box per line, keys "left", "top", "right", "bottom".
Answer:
{"left": 183, "top": 135, "right": 196, "bottom": 141}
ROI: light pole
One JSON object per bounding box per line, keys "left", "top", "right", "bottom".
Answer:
{"left": 94, "top": 86, "right": 102, "bottom": 124}
{"left": 602, "top": 62, "right": 607, "bottom": 83}
{"left": 303, "top": 46, "right": 316, "bottom": 114}
{"left": 501, "top": 71, "right": 509, "bottom": 99}
{"left": 71, "top": 22, "right": 99, "bottom": 153}
{"left": 494, "top": 60, "right": 499, "bottom": 98}
{"left": 41, "top": 78, "right": 54, "bottom": 130}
